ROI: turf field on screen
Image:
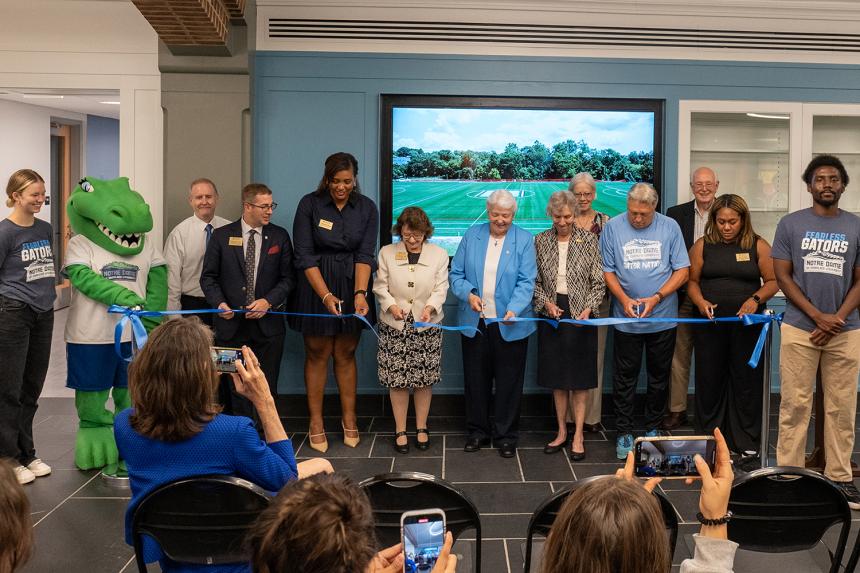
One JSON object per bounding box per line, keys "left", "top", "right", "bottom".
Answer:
{"left": 392, "top": 179, "right": 631, "bottom": 255}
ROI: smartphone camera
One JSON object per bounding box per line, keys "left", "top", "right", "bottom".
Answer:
{"left": 633, "top": 436, "right": 716, "bottom": 479}
{"left": 211, "top": 346, "right": 244, "bottom": 373}
{"left": 401, "top": 509, "right": 446, "bottom": 573}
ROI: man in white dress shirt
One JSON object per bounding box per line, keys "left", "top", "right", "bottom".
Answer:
{"left": 163, "top": 178, "right": 230, "bottom": 326}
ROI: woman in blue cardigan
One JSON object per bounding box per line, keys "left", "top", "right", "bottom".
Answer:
{"left": 115, "top": 317, "right": 332, "bottom": 573}
{"left": 450, "top": 189, "right": 537, "bottom": 459}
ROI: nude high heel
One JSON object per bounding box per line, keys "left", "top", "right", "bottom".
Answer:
{"left": 308, "top": 429, "right": 328, "bottom": 453}
{"left": 342, "top": 420, "right": 360, "bottom": 448}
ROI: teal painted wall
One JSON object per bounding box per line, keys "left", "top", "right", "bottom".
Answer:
{"left": 253, "top": 52, "right": 860, "bottom": 394}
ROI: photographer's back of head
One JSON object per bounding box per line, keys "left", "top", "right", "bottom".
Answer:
{"left": 248, "top": 473, "right": 377, "bottom": 573}
{"left": 541, "top": 477, "right": 670, "bottom": 573}
{"left": 0, "top": 459, "right": 33, "bottom": 572}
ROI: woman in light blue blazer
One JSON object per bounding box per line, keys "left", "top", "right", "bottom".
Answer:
{"left": 450, "top": 189, "right": 537, "bottom": 458}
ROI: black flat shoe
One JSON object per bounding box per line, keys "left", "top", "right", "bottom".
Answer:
{"left": 582, "top": 423, "right": 602, "bottom": 433}
{"left": 393, "top": 431, "right": 409, "bottom": 454}
{"left": 499, "top": 442, "right": 517, "bottom": 458}
{"left": 569, "top": 449, "right": 586, "bottom": 462}
{"left": 464, "top": 437, "right": 490, "bottom": 452}
{"left": 543, "top": 440, "right": 566, "bottom": 454}
{"left": 415, "top": 428, "right": 430, "bottom": 451}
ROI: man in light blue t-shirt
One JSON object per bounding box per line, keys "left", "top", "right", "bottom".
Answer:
{"left": 600, "top": 183, "right": 690, "bottom": 458}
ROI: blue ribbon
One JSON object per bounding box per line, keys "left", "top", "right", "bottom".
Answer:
{"left": 107, "top": 305, "right": 378, "bottom": 360}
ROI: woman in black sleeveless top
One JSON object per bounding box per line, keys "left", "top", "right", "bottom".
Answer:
{"left": 687, "top": 194, "right": 778, "bottom": 458}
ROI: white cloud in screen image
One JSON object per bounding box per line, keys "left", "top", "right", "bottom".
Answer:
{"left": 393, "top": 108, "right": 654, "bottom": 155}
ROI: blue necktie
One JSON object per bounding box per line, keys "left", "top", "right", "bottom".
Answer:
{"left": 205, "top": 223, "right": 213, "bottom": 245}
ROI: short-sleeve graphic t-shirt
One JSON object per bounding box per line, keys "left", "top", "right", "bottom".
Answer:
{"left": 63, "top": 234, "right": 166, "bottom": 344}
{"left": 0, "top": 218, "right": 56, "bottom": 312}
{"left": 600, "top": 212, "right": 690, "bottom": 334}
{"left": 771, "top": 208, "right": 860, "bottom": 332}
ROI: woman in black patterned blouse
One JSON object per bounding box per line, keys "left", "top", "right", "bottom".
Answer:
{"left": 533, "top": 191, "right": 605, "bottom": 460}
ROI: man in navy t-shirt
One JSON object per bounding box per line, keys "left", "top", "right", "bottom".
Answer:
{"left": 600, "top": 183, "right": 690, "bottom": 459}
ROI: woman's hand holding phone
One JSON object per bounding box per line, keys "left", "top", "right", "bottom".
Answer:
{"left": 688, "top": 427, "right": 734, "bottom": 540}
{"left": 231, "top": 346, "right": 272, "bottom": 407}
{"left": 367, "top": 534, "right": 456, "bottom": 573}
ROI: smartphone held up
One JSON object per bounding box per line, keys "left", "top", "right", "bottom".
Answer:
{"left": 211, "top": 346, "right": 244, "bottom": 373}
{"left": 633, "top": 436, "right": 716, "bottom": 479}
{"left": 401, "top": 509, "right": 446, "bottom": 573}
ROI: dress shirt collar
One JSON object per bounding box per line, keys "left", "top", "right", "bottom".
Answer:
{"left": 240, "top": 218, "right": 263, "bottom": 236}
{"left": 191, "top": 214, "right": 216, "bottom": 231}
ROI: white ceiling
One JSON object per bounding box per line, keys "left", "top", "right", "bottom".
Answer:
{"left": 0, "top": 89, "right": 120, "bottom": 120}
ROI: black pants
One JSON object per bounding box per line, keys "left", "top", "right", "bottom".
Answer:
{"left": 180, "top": 294, "right": 214, "bottom": 328}
{"left": 461, "top": 320, "right": 529, "bottom": 444}
{"left": 693, "top": 321, "right": 763, "bottom": 453}
{"left": 612, "top": 328, "right": 676, "bottom": 434}
{"left": 216, "top": 318, "right": 285, "bottom": 422}
{"left": 0, "top": 297, "right": 53, "bottom": 464}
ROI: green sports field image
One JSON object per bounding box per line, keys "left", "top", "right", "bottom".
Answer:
{"left": 393, "top": 179, "right": 632, "bottom": 255}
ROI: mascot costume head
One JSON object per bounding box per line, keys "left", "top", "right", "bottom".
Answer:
{"left": 64, "top": 177, "right": 167, "bottom": 475}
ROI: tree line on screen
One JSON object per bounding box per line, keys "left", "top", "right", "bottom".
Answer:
{"left": 393, "top": 140, "right": 654, "bottom": 182}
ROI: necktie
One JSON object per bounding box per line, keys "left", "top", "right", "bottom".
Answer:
{"left": 244, "top": 230, "right": 256, "bottom": 306}
{"left": 205, "top": 223, "right": 213, "bottom": 245}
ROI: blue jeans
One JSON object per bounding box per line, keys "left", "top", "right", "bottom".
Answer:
{"left": 0, "top": 295, "right": 53, "bottom": 464}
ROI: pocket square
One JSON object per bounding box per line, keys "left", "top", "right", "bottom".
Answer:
{"left": 267, "top": 245, "right": 280, "bottom": 255}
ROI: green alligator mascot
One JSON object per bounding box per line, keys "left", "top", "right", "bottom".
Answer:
{"left": 63, "top": 177, "right": 167, "bottom": 475}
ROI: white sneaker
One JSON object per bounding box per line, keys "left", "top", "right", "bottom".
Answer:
{"left": 14, "top": 465, "right": 35, "bottom": 485}
{"left": 26, "top": 458, "right": 52, "bottom": 477}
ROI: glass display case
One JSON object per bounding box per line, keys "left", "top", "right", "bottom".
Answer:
{"left": 806, "top": 108, "right": 860, "bottom": 217}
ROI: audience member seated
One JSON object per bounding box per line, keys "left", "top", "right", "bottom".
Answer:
{"left": 115, "top": 317, "right": 332, "bottom": 572}
{"left": 248, "top": 473, "right": 457, "bottom": 573}
{"left": 541, "top": 428, "right": 737, "bottom": 573}
{"left": 0, "top": 459, "right": 33, "bottom": 572}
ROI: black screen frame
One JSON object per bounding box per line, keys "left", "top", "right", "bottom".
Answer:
{"left": 378, "top": 94, "right": 664, "bottom": 250}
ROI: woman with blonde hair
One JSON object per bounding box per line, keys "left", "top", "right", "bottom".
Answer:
{"left": 0, "top": 169, "right": 55, "bottom": 485}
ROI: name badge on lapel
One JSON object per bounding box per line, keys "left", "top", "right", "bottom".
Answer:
{"left": 318, "top": 219, "right": 334, "bottom": 230}
{"left": 736, "top": 253, "right": 751, "bottom": 262}
{"left": 228, "top": 236, "right": 243, "bottom": 247}
{"left": 395, "top": 252, "right": 407, "bottom": 261}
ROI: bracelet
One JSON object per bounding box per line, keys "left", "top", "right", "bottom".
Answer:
{"left": 354, "top": 289, "right": 368, "bottom": 297}
{"left": 696, "top": 511, "right": 732, "bottom": 526}
{"left": 321, "top": 292, "right": 334, "bottom": 304}
{"left": 654, "top": 292, "right": 664, "bottom": 303}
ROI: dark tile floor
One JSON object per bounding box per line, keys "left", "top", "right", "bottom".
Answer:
{"left": 20, "top": 396, "right": 860, "bottom": 573}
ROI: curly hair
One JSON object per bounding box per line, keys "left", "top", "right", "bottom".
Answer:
{"left": 392, "top": 206, "right": 434, "bottom": 240}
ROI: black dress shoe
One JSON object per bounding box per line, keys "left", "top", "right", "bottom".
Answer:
{"left": 569, "top": 449, "right": 586, "bottom": 462}
{"left": 415, "top": 429, "right": 430, "bottom": 451}
{"left": 464, "top": 437, "right": 490, "bottom": 452}
{"left": 393, "top": 431, "right": 409, "bottom": 454}
{"left": 499, "top": 443, "right": 517, "bottom": 458}
{"left": 543, "top": 440, "right": 566, "bottom": 454}
{"left": 660, "top": 411, "right": 688, "bottom": 431}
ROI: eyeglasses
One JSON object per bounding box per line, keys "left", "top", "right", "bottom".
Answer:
{"left": 573, "top": 193, "right": 593, "bottom": 199}
{"left": 401, "top": 233, "right": 425, "bottom": 240}
{"left": 245, "top": 202, "right": 278, "bottom": 211}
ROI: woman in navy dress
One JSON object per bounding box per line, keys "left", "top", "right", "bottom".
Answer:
{"left": 289, "top": 152, "right": 379, "bottom": 453}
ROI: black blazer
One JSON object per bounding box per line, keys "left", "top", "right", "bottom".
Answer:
{"left": 200, "top": 219, "right": 295, "bottom": 339}
{"left": 666, "top": 200, "right": 696, "bottom": 251}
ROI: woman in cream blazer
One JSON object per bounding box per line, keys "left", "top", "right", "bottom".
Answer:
{"left": 373, "top": 207, "right": 449, "bottom": 454}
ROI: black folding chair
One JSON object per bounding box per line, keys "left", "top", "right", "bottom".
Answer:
{"left": 131, "top": 475, "right": 271, "bottom": 572}
{"left": 359, "top": 472, "right": 481, "bottom": 573}
{"left": 523, "top": 475, "right": 679, "bottom": 573}
{"left": 728, "top": 466, "right": 851, "bottom": 573}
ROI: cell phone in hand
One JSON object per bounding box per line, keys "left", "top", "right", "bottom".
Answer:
{"left": 211, "top": 346, "right": 244, "bottom": 373}
{"left": 401, "top": 508, "right": 446, "bottom": 573}
{"left": 633, "top": 436, "right": 716, "bottom": 479}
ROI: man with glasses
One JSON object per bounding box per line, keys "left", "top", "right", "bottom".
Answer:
{"left": 662, "top": 167, "right": 719, "bottom": 430}
{"left": 163, "top": 178, "right": 230, "bottom": 327}
{"left": 201, "top": 183, "right": 295, "bottom": 418}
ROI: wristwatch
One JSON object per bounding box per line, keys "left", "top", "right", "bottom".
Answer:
{"left": 354, "top": 289, "right": 368, "bottom": 297}
{"left": 751, "top": 294, "right": 762, "bottom": 304}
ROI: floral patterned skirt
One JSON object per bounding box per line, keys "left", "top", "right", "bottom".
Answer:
{"left": 377, "top": 314, "right": 443, "bottom": 389}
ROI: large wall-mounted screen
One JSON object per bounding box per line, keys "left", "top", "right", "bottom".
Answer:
{"left": 380, "top": 95, "right": 663, "bottom": 255}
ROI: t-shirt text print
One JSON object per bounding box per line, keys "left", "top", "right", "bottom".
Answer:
{"left": 623, "top": 239, "right": 662, "bottom": 270}
{"left": 101, "top": 262, "right": 139, "bottom": 282}
{"left": 21, "top": 239, "right": 55, "bottom": 282}
{"left": 801, "top": 232, "right": 849, "bottom": 277}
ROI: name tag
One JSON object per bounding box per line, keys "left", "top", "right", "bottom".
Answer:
{"left": 395, "top": 251, "right": 407, "bottom": 261}
{"left": 736, "top": 253, "right": 751, "bottom": 262}
{"left": 318, "top": 219, "right": 334, "bottom": 230}
{"left": 228, "top": 236, "right": 243, "bottom": 247}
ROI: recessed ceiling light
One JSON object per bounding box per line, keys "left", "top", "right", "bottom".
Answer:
{"left": 99, "top": 101, "right": 121, "bottom": 105}
{"left": 746, "top": 112, "right": 789, "bottom": 120}
{"left": 22, "top": 94, "right": 64, "bottom": 99}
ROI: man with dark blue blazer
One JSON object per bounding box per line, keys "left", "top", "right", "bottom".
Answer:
{"left": 201, "top": 183, "right": 294, "bottom": 416}
{"left": 663, "top": 167, "right": 718, "bottom": 430}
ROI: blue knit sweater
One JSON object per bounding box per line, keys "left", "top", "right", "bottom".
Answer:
{"left": 115, "top": 409, "right": 298, "bottom": 573}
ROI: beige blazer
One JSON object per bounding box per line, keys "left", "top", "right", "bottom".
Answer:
{"left": 373, "top": 241, "right": 449, "bottom": 331}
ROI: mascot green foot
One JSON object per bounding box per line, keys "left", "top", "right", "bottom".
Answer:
{"left": 75, "top": 388, "right": 127, "bottom": 475}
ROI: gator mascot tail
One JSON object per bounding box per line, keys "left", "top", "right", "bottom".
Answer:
{"left": 63, "top": 177, "right": 167, "bottom": 474}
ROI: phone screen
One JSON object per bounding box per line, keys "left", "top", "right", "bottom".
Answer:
{"left": 402, "top": 511, "right": 445, "bottom": 573}
{"left": 211, "top": 347, "right": 243, "bottom": 373}
{"left": 634, "top": 437, "right": 716, "bottom": 478}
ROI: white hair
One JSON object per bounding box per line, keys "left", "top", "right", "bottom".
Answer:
{"left": 568, "top": 172, "right": 596, "bottom": 193}
{"left": 627, "top": 182, "right": 659, "bottom": 207}
{"left": 486, "top": 189, "right": 518, "bottom": 213}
